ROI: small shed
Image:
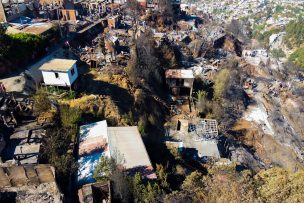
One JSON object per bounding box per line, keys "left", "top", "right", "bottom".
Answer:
{"left": 39, "top": 59, "right": 78, "bottom": 87}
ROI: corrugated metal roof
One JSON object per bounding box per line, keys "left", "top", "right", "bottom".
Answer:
{"left": 165, "top": 69, "right": 194, "bottom": 79}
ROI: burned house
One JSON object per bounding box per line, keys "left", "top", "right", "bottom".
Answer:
{"left": 39, "top": 0, "right": 75, "bottom": 19}
{"left": 165, "top": 69, "right": 194, "bottom": 98}
{"left": 104, "top": 33, "right": 119, "bottom": 62}
{"left": 61, "top": 9, "right": 77, "bottom": 21}
{"left": 0, "top": 128, "right": 46, "bottom": 165}
{"left": 0, "top": 165, "right": 63, "bottom": 202}
{"left": 13, "top": 143, "right": 41, "bottom": 164}
{"left": 0, "top": 0, "right": 38, "bottom": 22}
{"left": 242, "top": 49, "right": 269, "bottom": 66}
{"left": 165, "top": 118, "right": 221, "bottom": 161}
{"left": 78, "top": 181, "right": 111, "bottom": 203}
{"left": 0, "top": 94, "right": 33, "bottom": 128}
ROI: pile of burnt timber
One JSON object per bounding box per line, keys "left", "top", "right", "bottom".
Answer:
{"left": 0, "top": 94, "right": 33, "bottom": 128}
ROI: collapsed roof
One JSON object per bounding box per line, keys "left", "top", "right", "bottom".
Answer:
{"left": 0, "top": 165, "right": 62, "bottom": 202}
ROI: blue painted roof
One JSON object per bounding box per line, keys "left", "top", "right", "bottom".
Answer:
{"left": 77, "top": 150, "right": 104, "bottom": 186}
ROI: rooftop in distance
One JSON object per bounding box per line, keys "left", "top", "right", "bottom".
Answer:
{"left": 6, "top": 22, "right": 53, "bottom": 35}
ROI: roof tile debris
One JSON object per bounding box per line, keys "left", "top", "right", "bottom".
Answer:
{"left": 0, "top": 165, "right": 62, "bottom": 203}
{"left": 0, "top": 165, "right": 55, "bottom": 188}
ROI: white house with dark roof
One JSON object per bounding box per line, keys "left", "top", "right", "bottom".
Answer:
{"left": 39, "top": 59, "right": 78, "bottom": 87}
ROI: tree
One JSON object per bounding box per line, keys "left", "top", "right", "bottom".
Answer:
{"left": 94, "top": 153, "right": 132, "bottom": 202}
{"left": 43, "top": 128, "right": 77, "bottom": 189}
{"left": 156, "top": 164, "right": 170, "bottom": 190}
{"left": 289, "top": 47, "right": 304, "bottom": 70}
{"left": 132, "top": 173, "right": 147, "bottom": 201}
{"left": 132, "top": 173, "right": 163, "bottom": 203}
{"left": 111, "top": 170, "right": 133, "bottom": 202}
{"left": 255, "top": 168, "right": 304, "bottom": 203}
{"left": 93, "top": 156, "right": 116, "bottom": 182}
{"left": 127, "top": 30, "right": 164, "bottom": 93}
{"left": 0, "top": 24, "right": 9, "bottom": 59}
{"left": 225, "top": 19, "right": 251, "bottom": 43}
{"left": 285, "top": 17, "right": 304, "bottom": 47}
{"left": 213, "top": 69, "right": 231, "bottom": 100}
{"left": 7, "top": 33, "right": 46, "bottom": 65}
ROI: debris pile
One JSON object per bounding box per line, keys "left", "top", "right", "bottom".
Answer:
{"left": 0, "top": 94, "right": 33, "bottom": 128}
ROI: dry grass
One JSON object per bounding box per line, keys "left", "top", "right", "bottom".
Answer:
{"left": 60, "top": 94, "right": 127, "bottom": 125}
{"left": 89, "top": 70, "right": 132, "bottom": 91}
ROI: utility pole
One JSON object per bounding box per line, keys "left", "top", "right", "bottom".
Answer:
{"left": 54, "top": 0, "right": 63, "bottom": 38}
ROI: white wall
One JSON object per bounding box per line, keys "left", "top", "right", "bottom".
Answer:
{"left": 68, "top": 64, "right": 78, "bottom": 85}
{"left": 42, "top": 64, "right": 78, "bottom": 87}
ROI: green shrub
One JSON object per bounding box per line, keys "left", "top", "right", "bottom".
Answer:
{"left": 254, "top": 27, "right": 283, "bottom": 47}
{"left": 274, "top": 5, "right": 285, "bottom": 13}
{"left": 33, "top": 89, "right": 51, "bottom": 113}
{"left": 271, "top": 48, "right": 286, "bottom": 59}
{"left": 94, "top": 156, "right": 116, "bottom": 182}
{"left": 138, "top": 117, "right": 146, "bottom": 135}
{"left": 285, "top": 18, "right": 304, "bottom": 47}
{"left": 289, "top": 47, "right": 304, "bottom": 70}
{"left": 60, "top": 104, "right": 82, "bottom": 129}
{"left": 213, "top": 69, "right": 230, "bottom": 100}
{"left": 122, "top": 111, "right": 135, "bottom": 125}
{"left": 6, "top": 33, "right": 46, "bottom": 64}
{"left": 196, "top": 90, "right": 210, "bottom": 116}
